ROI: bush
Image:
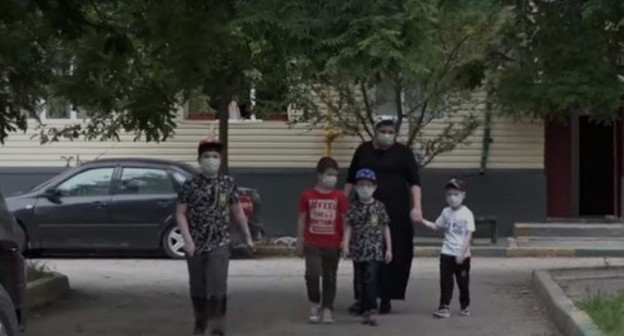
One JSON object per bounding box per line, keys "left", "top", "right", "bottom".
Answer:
{"left": 26, "top": 261, "right": 53, "bottom": 282}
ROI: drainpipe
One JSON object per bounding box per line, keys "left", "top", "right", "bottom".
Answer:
{"left": 324, "top": 121, "right": 340, "bottom": 156}
{"left": 480, "top": 85, "right": 494, "bottom": 175}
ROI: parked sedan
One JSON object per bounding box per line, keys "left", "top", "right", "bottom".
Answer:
{"left": 6, "top": 158, "right": 262, "bottom": 259}
{"left": 0, "top": 188, "right": 26, "bottom": 336}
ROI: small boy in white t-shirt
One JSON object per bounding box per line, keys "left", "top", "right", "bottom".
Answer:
{"left": 421, "top": 178, "right": 475, "bottom": 319}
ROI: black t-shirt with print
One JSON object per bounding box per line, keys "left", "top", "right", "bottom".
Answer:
{"left": 346, "top": 199, "right": 390, "bottom": 262}
{"left": 178, "top": 174, "right": 240, "bottom": 253}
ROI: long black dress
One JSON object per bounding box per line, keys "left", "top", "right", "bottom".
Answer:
{"left": 347, "top": 141, "right": 420, "bottom": 300}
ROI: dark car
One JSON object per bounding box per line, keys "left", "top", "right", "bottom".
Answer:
{"left": 0, "top": 189, "right": 26, "bottom": 336}
{"left": 6, "top": 158, "right": 263, "bottom": 259}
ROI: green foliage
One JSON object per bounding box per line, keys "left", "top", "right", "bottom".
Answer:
{"left": 496, "top": 0, "right": 624, "bottom": 122}
{"left": 579, "top": 291, "right": 624, "bottom": 336}
{"left": 245, "top": 0, "right": 504, "bottom": 165}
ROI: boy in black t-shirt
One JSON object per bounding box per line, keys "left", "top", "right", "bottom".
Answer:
{"left": 343, "top": 168, "right": 393, "bottom": 326}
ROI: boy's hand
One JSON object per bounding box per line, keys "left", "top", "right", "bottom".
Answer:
{"left": 295, "top": 240, "right": 304, "bottom": 258}
{"left": 184, "top": 240, "right": 196, "bottom": 257}
{"left": 456, "top": 255, "right": 465, "bottom": 265}
{"left": 385, "top": 250, "right": 393, "bottom": 264}
{"left": 246, "top": 236, "right": 255, "bottom": 251}
{"left": 342, "top": 245, "right": 350, "bottom": 259}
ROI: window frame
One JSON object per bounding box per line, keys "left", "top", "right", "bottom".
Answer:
{"left": 53, "top": 167, "right": 117, "bottom": 197}
{"left": 114, "top": 166, "right": 177, "bottom": 196}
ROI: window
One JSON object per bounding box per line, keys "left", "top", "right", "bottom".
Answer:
{"left": 56, "top": 168, "right": 114, "bottom": 197}
{"left": 46, "top": 97, "right": 71, "bottom": 119}
{"left": 118, "top": 168, "right": 175, "bottom": 195}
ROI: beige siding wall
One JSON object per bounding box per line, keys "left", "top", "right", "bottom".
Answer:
{"left": 0, "top": 114, "right": 543, "bottom": 169}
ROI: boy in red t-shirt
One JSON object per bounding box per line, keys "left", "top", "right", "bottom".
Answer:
{"left": 297, "top": 156, "right": 349, "bottom": 324}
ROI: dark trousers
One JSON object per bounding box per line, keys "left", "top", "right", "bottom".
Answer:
{"left": 353, "top": 261, "right": 381, "bottom": 311}
{"left": 187, "top": 247, "right": 230, "bottom": 330}
{"left": 439, "top": 254, "right": 471, "bottom": 309}
{"left": 304, "top": 246, "right": 341, "bottom": 310}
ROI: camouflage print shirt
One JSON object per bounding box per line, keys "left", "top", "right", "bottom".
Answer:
{"left": 346, "top": 200, "right": 390, "bottom": 262}
{"left": 178, "top": 174, "right": 240, "bottom": 254}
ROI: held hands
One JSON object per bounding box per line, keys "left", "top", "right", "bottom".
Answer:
{"left": 410, "top": 207, "right": 423, "bottom": 224}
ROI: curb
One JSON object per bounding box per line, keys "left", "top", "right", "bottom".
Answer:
{"left": 26, "top": 272, "right": 71, "bottom": 311}
{"left": 531, "top": 270, "right": 603, "bottom": 336}
{"left": 253, "top": 245, "right": 624, "bottom": 258}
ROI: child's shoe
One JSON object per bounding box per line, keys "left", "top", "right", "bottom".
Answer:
{"left": 308, "top": 304, "right": 321, "bottom": 324}
{"left": 361, "top": 310, "right": 378, "bottom": 326}
{"left": 348, "top": 301, "right": 364, "bottom": 315}
{"left": 321, "top": 308, "right": 334, "bottom": 324}
{"left": 433, "top": 307, "right": 451, "bottom": 318}
{"left": 459, "top": 307, "right": 471, "bottom": 316}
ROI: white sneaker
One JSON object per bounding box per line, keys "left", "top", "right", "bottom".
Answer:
{"left": 459, "top": 307, "right": 471, "bottom": 316}
{"left": 308, "top": 305, "right": 321, "bottom": 324}
{"left": 433, "top": 307, "right": 451, "bottom": 318}
{"left": 322, "top": 308, "right": 334, "bottom": 324}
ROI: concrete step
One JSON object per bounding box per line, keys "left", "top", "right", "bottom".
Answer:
{"left": 515, "top": 236, "right": 624, "bottom": 248}
{"left": 514, "top": 223, "right": 624, "bottom": 238}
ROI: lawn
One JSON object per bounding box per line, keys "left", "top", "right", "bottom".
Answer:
{"left": 579, "top": 291, "right": 624, "bottom": 336}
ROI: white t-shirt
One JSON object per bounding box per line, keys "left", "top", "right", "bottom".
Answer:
{"left": 435, "top": 206, "right": 475, "bottom": 257}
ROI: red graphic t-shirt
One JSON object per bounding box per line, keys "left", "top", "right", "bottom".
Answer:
{"left": 299, "top": 188, "right": 349, "bottom": 247}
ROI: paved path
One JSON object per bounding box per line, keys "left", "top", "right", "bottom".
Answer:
{"left": 25, "top": 258, "right": 624, "bottom": 336}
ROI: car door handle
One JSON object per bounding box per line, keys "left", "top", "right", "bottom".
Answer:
{"left": 92, "top": 201, "right": 108, "bottom": 209}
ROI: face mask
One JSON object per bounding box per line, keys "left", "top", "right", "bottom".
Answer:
{"left": 320, "top": 175, "right": 338, "bottom": 189}
{"left": 377, "top": 133, "right": 395, "bottom": 147}
{"left": 356, "top": 186, "right": 376, "bottom": 201}
{"left": 201, "top": 158, "right": 221, "bottom": 176}
{"left": 446, "top": 193, "right": 465, "bottom": 208}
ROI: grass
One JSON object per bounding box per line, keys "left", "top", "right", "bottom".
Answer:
{"left": 26, "top": 260, "right": 54, "bottom": 282}
{"left": 579, "top": 291, "right": 624, "bottom": 336}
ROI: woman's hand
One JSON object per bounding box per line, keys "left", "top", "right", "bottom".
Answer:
{"left": 410, "top": 207, "right": 423, "bottom": 223}
{"left": 342, "top": 244, "right": 350, "bottom": 259}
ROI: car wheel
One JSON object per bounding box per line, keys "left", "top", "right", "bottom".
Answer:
{"left": 0, "top": 286, "right": 19, "bottom": 336}
{"left": 162, "top": 226, "right": 186, "bottom": 259}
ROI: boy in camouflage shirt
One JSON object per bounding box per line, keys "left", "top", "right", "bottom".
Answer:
{"left": 343, "top": 168, "right": 393, "bottom": 326}
{"left": 176, "top": 137, "right": 254, "bottom": 336}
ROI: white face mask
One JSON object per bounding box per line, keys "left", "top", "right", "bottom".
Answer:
{"left": 200, "top": 158, "right": 221, "bottom": 176}
{"left": 320, "top": 175, "right": 338, "bottom": 189}
{"left": 446, "top": 193, "right": 465, "bottom": 208}
{"left": 356, "top": 186, "right": 376, "bottom": 202}
{"left": 376, "top": 133, "right": 395, "bottom": 147}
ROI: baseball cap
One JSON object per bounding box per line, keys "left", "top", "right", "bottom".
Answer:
{"left": 197, "top": 136, "right": 223, "bottom": 156}
{"left": 445, "top": 178, "right": 465, "bottom": 191}
{"left": 355, "top": 168, "right": 377, "bottom": 183}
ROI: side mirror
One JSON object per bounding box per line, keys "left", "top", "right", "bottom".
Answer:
{"left": 43, "top": 188, "right": 61, "bottom": 200}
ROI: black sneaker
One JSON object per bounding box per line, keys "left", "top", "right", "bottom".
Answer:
{"left": 211, "top": 330, "right": 224, "bottom": 336}
{"left": 348, "top": 301, "right": 364, "bottom": 315}
{"left": 378, "top": 299, "right": 391, "bottom": 314}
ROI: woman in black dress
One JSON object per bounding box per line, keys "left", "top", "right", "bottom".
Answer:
{"left": 344, "top": 117, "right": 423, "bottom": 314}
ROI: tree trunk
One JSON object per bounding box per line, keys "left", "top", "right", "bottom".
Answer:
{"left": 218, "top": 87, "right": 234, "bottom": 175}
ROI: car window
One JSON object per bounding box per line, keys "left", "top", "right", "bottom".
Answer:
{"left": 56, "top": 168, "right": 114, "bottom": 197}
{"left": 171, "top": 171, "right": 188, "bottom": 186}
{"left": 118, "top": 168, "right": 175, "bottom": 195}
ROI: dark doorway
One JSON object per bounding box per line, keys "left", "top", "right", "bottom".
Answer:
{"left": 578, "top": 116, "right": 618, "bottom": 216}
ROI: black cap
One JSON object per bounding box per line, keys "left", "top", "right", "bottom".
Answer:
{"left": 445, "top": 178, "right": 465, "bottom": 191}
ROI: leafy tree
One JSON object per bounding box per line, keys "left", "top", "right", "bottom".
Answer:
{"left": 0, "top": 0, "right": 290, "bottom": 171}
{"left": 243, "top": 0, "right": 507, "bottom": 166}
{"left": 496, "top": 0, "right": 624, "bottom": 122}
